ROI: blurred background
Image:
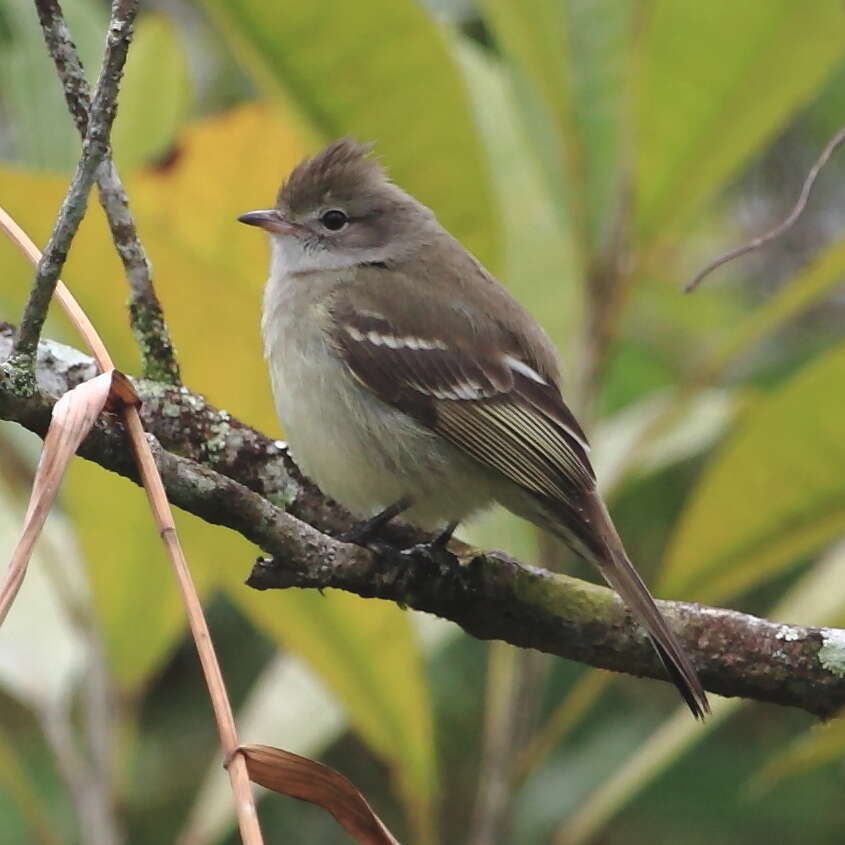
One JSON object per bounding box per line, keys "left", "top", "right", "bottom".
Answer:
{"left": 1, "top": 0, "right": 845, "bottom": 842}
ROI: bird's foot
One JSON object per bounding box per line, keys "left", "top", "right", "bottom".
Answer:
{"left": 362, "top": 539, "right": 458, "bottom": 608}
{"left": 364, "top": 519, "right": 458, "bottom": 565}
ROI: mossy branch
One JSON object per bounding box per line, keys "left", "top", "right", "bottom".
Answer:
{"left": 2, "top": 325, "right": 844, "bottom": 718}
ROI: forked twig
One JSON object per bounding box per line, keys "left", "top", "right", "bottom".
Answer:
{"left": 10, "top": 0, "right": 137, "bottom": 368}
{"left": 686, "top": 125, "right": 845, "bottom": 293}
{"left": 33, "top": 0, "right": 181, "bottom": 384}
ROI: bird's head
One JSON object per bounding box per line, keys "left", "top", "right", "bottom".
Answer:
{"left": 238, "top": 138, "right": 436, "bottom": 275}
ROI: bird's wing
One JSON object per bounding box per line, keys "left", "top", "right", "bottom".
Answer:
{"left": 329, "top": 284, "right": 709, "bottom": 718}
{"left": 329, "top": 289, "right": 596, "bottom": 518}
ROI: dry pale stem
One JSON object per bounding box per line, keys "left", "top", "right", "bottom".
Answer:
{"left": 0, "top": 205, "right": 263, "bottom": 843}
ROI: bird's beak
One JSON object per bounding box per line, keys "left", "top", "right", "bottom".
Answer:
{"left": 237, "top": 209, "right": 301, "bottom": 236}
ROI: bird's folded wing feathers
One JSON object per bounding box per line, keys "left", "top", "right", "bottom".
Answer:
{"left": 329, "top": 296, "right": 596, "bottom": 504}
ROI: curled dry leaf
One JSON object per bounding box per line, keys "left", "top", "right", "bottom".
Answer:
{"left": 239, "top": 744, "right": 401, "bottom": 845}
{"left": 0, "top": 369, "right": 137, "bottom": 627}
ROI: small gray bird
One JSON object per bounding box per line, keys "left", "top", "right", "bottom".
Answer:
{"left": 239, "top": 139, "right": 708, "bottom": 718}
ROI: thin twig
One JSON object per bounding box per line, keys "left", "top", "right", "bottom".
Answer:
{"left": 686, "top": 125, "right": 845, "bottom": 292}
{"left": 9, "top": 0, "right": 138, "bottom": 372}
{"left": 33, "top": 0, "right": 181, "bottom": 384}
{"left": 2, "top": 211, "right": 263, "bottom": 840}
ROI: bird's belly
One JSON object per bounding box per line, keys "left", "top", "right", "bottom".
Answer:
{"left": 267, "top": 325, "right": 491, "bottom": 528}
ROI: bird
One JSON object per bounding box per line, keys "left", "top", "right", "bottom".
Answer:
{"left": 238, "top": 138, "right": 709, "bottom": 718}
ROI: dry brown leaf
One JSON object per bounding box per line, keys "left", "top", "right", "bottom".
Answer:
{"left": 0, "top": 370, "right": 136, "bottom": 626}
{"left": 239, "top": 745, "right": 401, "bottom": 845}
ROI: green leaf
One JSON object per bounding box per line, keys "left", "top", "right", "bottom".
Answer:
{"left": 224, "top": 583, "right": 438, "bottom": 843}
{"left": 752, "top": 712, "right": 845, "bottom": 793}
{"left": 453, "top": 39, "right": 580, "bottom": 359}
{"left": 198, "top": 0, "right": 498, "bottom": 270}
{"left": 661, "top": 341, "right": 845, "bottom": 601}
{"left": 0, "top": 4, "right": 188, "bottom": 172}
{"left": 0, "top": 720, "right": 61, "bottom": 845}
{"left": 633, "top": 0, "right": 845, "bottom": 246}
{"left": 479, "top": 0, "right": 631, "bottom": 264}
{"left": 0, "top": 0, "right": 104, "bottom": 170}
{"left": 593, "top": 387, "right": 735, "bottom": 495}
{"left": 64, "top": 458, "right": 220, "bottom": 694}
{"left": 110, "top": 14, "right": 190, "bottom": 170}
{"left": 558, "top": 695, "right": 741, "bottom": 844}
{"left": 700, "top": 235, "right": 845, "bottom": 383}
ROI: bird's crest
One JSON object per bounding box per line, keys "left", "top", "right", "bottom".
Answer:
{"left": 277, "top": 138, "right": 385, "bottom": 213}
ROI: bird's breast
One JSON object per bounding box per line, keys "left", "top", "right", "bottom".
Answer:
{"left": 261, "top": 271, "right": 471, "bottom": 521}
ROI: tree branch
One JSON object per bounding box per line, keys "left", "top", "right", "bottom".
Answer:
{"left": 34, "top": 0, "right": 180, "bottom": 384}
{"left": 2, "top": 325, "right": 844, "bottom": 718}
{"left": 10, "top": 0, "right": 138, "bottom": 375}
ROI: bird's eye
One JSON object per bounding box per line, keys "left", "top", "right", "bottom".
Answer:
{"left": 320, "top": 209, "right": 349, "bottom": 231}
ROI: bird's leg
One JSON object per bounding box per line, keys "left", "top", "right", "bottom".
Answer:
{"left": 337, "top": 496, "right": 412, "bottom": 545}
{"left": 365, "top": 520, "right": 463, "bottom": 604}
{"left": 431, "top": 520, "right": 459, "bottom": 550}
{"left": 372, "top": 521, "right": 460, "bottom": 583}
{"left": 341, "top": 504, "right": 461, "bottom": 600}
{"left": 406, "top": 520, "right": 460, "bottom": 570}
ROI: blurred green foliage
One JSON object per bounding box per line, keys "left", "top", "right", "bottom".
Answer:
{"left": 1, "top": 0, "right": 845, "bottom": 842}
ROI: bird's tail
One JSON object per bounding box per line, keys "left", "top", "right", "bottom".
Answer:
{"left": 578, "top": 496, "right": 709, "bottom": 719}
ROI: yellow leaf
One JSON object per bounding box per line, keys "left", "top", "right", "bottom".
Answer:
{"left": 752, "top": 716, "right": 845, "bottom": 793}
